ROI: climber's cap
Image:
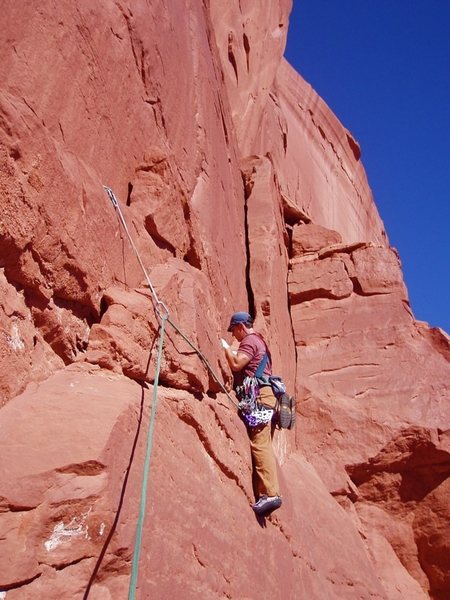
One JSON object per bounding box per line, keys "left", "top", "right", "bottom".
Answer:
{"left": 227, "top": 311, "right": 252, "bottom": 332}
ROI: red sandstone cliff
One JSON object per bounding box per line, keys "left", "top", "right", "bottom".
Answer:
{"left": 0, "top": 2, "right": 449, "bottom": 599}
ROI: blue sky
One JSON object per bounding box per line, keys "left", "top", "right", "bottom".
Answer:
{"left": 285, "top": 0, "right": 449, "bottom": 333}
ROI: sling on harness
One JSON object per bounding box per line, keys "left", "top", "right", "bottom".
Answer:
{"left": 235, "top": 354, "right": 274, "bottom": 427}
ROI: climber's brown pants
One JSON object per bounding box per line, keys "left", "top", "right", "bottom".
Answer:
{"left": 247, "top": 386, "right": 280, "bottom": 498}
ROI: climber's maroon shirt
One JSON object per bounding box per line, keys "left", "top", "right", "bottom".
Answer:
{"left": 233, "top": 333, "right": 272, "bottom": 388}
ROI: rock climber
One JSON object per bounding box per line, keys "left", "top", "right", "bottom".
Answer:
{"left": 222, "top": 311, "right": 282, "bottom": 516}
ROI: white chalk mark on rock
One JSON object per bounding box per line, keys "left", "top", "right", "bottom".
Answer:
{"left": 7, "top": 322, "right": 25, "bottom": 351}
{"left": 44, "top": 508, "right": 92, "bottom": 551}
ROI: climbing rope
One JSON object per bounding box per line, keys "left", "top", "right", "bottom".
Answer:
{"left": 128, "top": 313, "right": 167, "bottom": 600}
{"left": 103, "top": 185, "right": 238, "bottom": 409}
{"left": 104, "top": 186, "right": 170, "bottom": 321}
{"left": 102, "top": 185, "right": 239, "bottom": 598}
{"left": 166, "top": 316, "right": 238, "bottom": 408}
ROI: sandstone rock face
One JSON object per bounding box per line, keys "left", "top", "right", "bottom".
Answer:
{"left": 262, "top": 61, "right": 388, "bottom": 245}
{"left": 0, "top": 2, "right": 449, "bottom": 600}
{"left": 209, "top": 0, "right": 292, "bottom": 156}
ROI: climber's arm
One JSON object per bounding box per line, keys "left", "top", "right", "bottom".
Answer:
{"left": 224, "top": 348, "right": 251, "bottom": 372}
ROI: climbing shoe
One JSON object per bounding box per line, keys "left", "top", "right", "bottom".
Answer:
{"left": 251, "top": 495, "right": 282, "bottom": 515}
{"left": 279, "top": 393, "right": 296, "bottom": 429}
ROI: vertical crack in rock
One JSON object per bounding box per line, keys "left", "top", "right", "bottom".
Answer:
{"left": 282, "top": 131, "right": 287, "bottom": 155}
{"left": 227, "top": 32, "right": 238, "bottom": 84}
{"left": 119, "top": 5, "right": 146, "bottom": 89}
{"left": 182, "top": 203, "right": 202, "bottom": 269}
{"left": 241, "top": 173, "right": 255, "bottom": 318}
{"left": 282, "top": 214, "right": 299, "bottom": 391}
{"left": 242, "top": 32, "right": 250, "bottom": 72}
{"left": 126, "top": 182, "right": 133, "bottom": 206}
{"left": 216, "top": 97, "right": 229, "bottom": 145}
{"left": 285, "top": 269, "right": 299, "bottom": 387}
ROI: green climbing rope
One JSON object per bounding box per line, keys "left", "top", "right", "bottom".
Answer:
{"left": 128, "top": 314, "right": 168, "bottom": 600}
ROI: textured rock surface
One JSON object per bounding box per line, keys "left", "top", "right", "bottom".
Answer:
{"left": 259, "top": 60, "right": 388, "bottom": 245}
{"left": 0, "top": 2, "right": 449, "bottom": 599}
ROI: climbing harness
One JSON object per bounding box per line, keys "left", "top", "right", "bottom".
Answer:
{"left": 235, "top": 353, "right": 274, "bottom": 427}
{"left": 103, "top": 186, "right": 239, "bottom": 600}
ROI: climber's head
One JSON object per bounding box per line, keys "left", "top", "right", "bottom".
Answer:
{"left": 227, "top": 311, "right": 253, "bottom": 340}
